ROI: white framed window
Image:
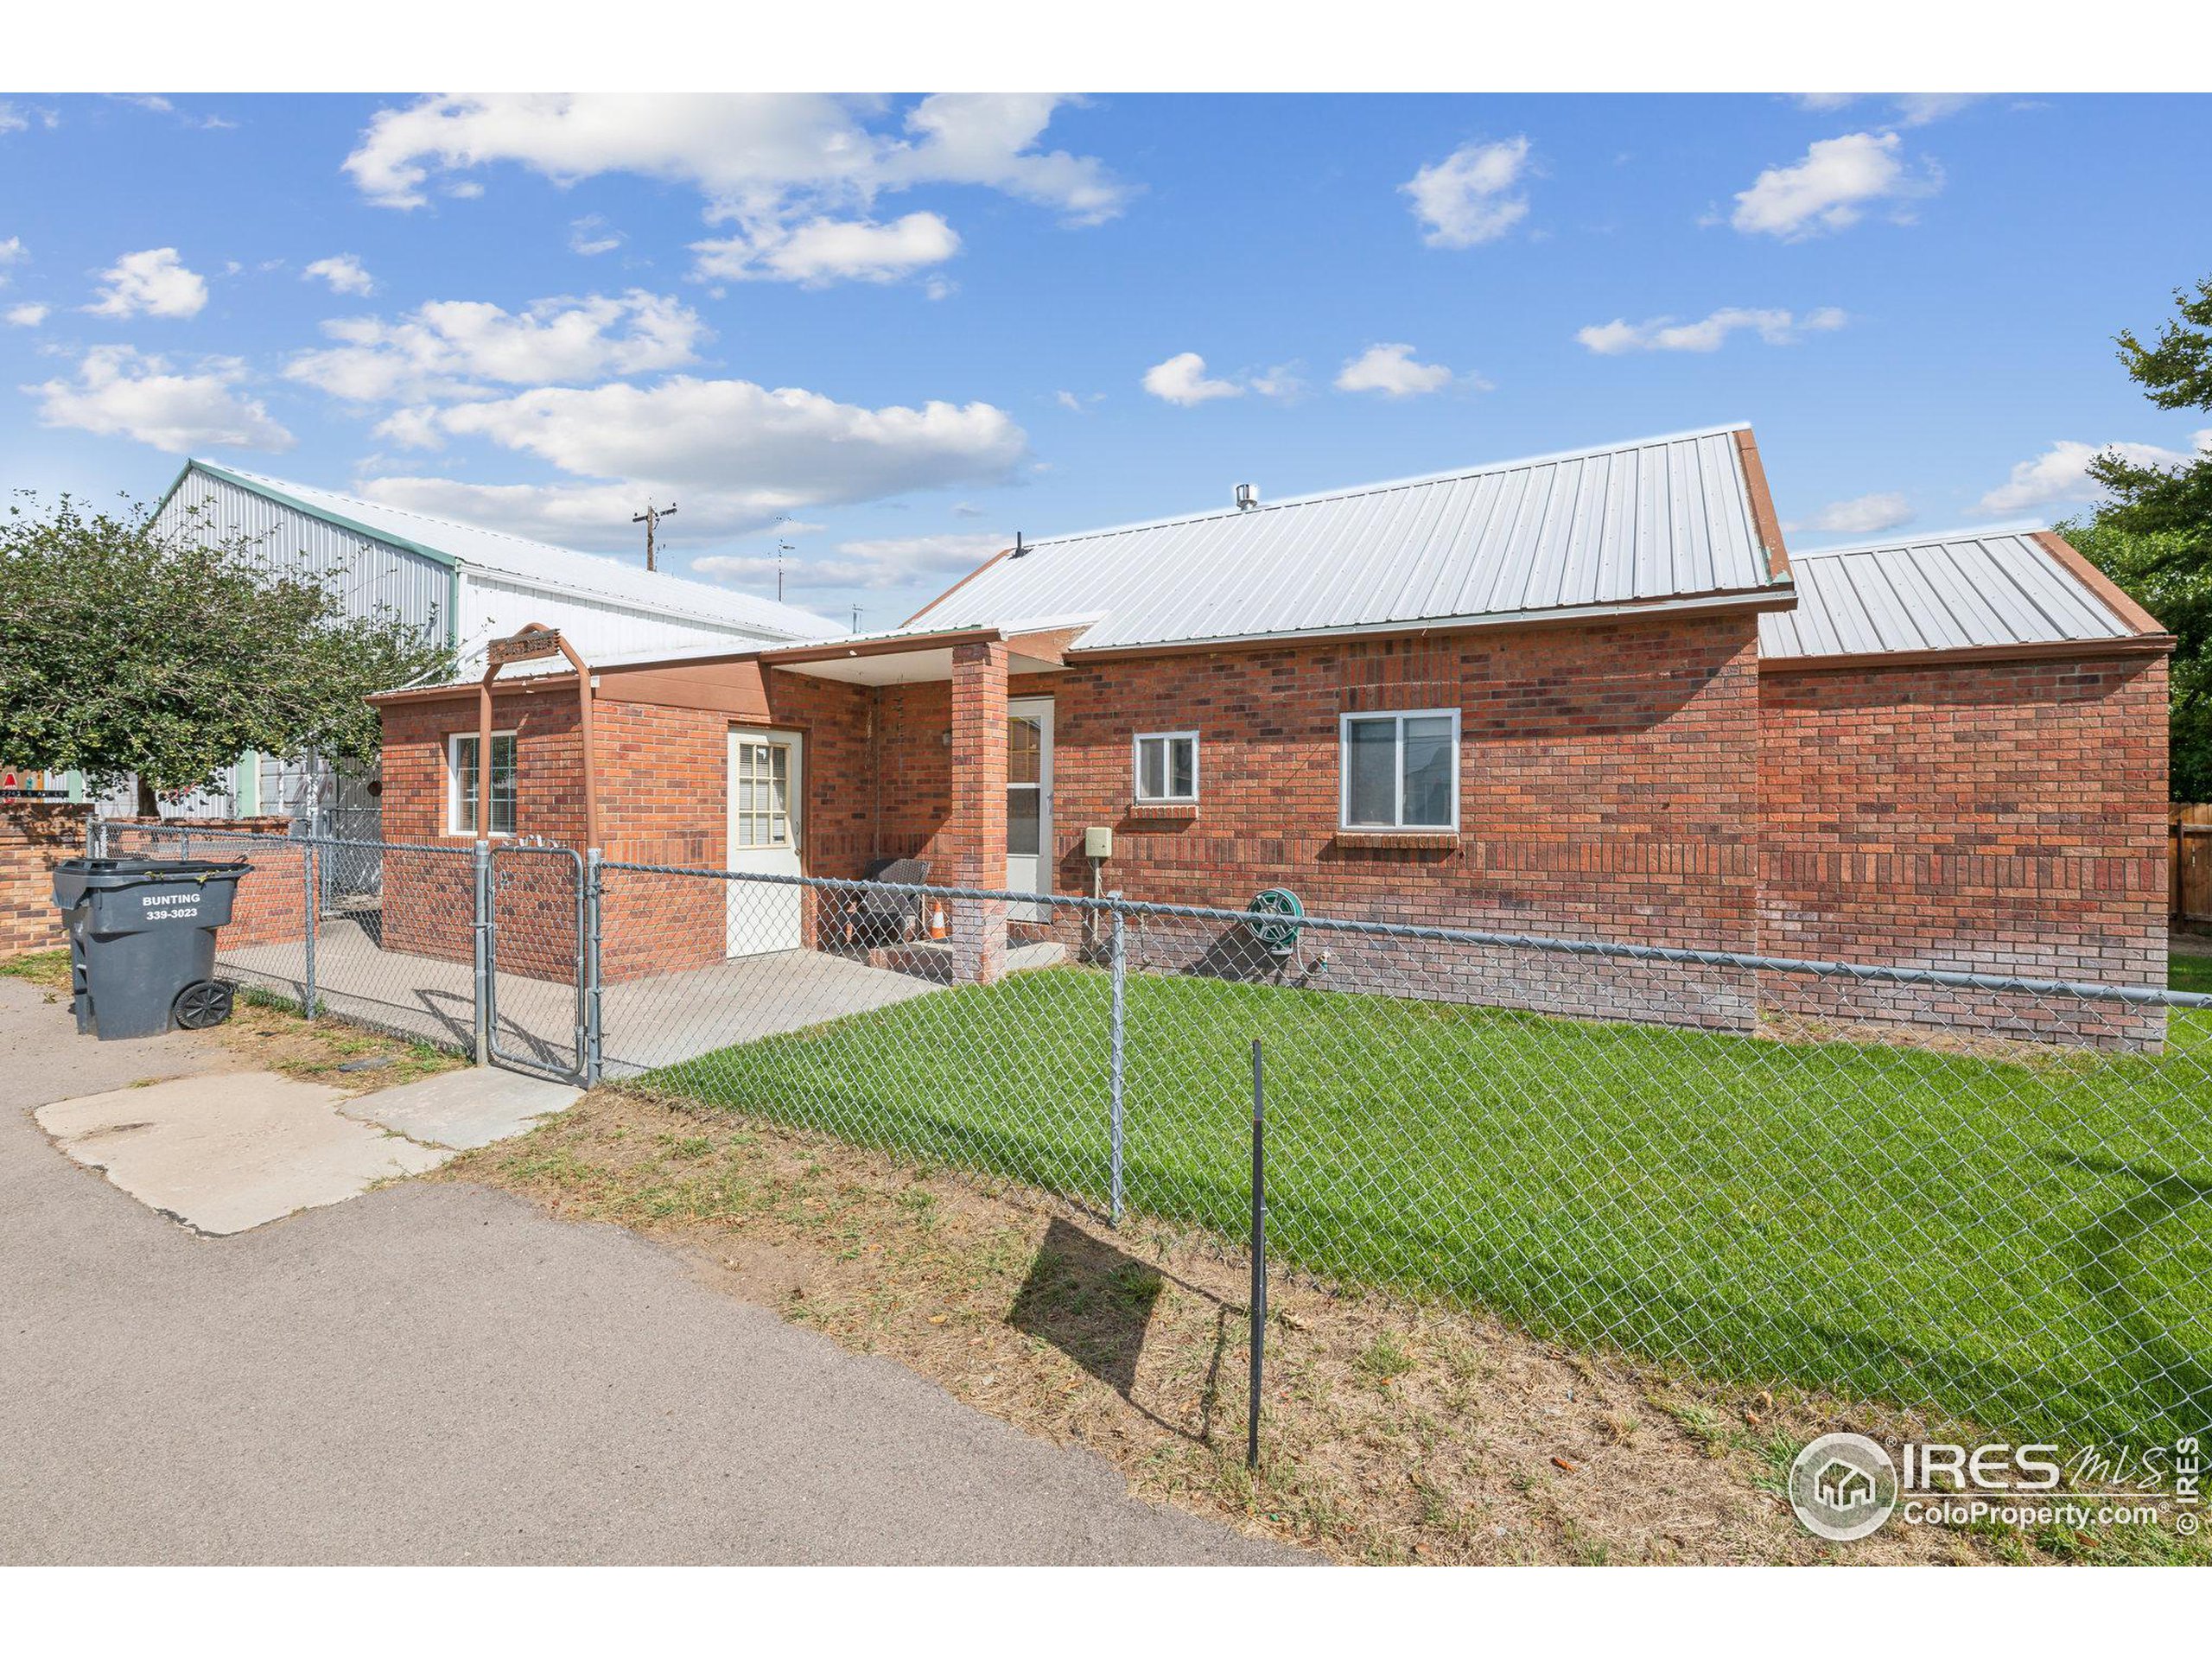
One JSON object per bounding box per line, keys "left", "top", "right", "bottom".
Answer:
{"left": 731, "top": 734, "right": 794, "bottom": 850}
{"left": 447, "top": 731, "right": 518, "bottom": 837}
{"left": 1338, "top": 709, "right": 1459, "bottom": 831}
{"left": 1133, "top": 730, "right": 1199, "bottom": 804}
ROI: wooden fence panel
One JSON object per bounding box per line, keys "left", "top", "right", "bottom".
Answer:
{"left": 2172, "top": 804, "right": 2212, "bottom": 921}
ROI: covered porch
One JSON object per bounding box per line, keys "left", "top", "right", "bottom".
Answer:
{"left": 746, "top": 616, "right": 1095, "bottom": 988}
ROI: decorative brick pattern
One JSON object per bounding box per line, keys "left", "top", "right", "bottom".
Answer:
{"left": 1, "top": 802, "right": 92, "bottom": 957}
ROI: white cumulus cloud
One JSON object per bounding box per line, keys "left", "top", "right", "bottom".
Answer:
{"left": 1978, "top": 435, "right": 2211, "bottom": 514}
{"left": 5, "top": 302, "right": 48, "bottom": 327}
{"left": 285, "top": 289, "right": 708, "bottom": 403}
{"left": 341, "top": 93, "right": 1126, "bottom": 289}
{"left": 1334, "top": 342, "right": 1455, "bottom": 397}
{"left": 1141, "top": 351, "right": 1243, "bottom": 407}
{"left": 1729, "top": 131, "right": 1939, "bottom": 239}
{"left": 1786, "top": 493, "right": 1913, "bottom": 537}
{"left": 85, "top": 246, "right": 208, "bottom": 319}
{"left": 1402, "top": 137, "right": 1531, "bottom": 248}
{"left": 692, "top": 211, "right": 960, "bottom": 285}
{"left": 354, "top": 377, "right": 1028, "bottom": 549}
{"left": 26, "top": 345, "right": 292, "bottom": 453}
{"left": 1576, "top": 306, "right": 1848, "bottom": 354}
{"left": 0, "top": 235, "right": 23, "bottom": 277}
{"left": 302, "top": 254, "right": 375, "bottom": 296}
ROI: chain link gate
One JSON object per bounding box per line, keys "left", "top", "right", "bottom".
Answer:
{"left": 482, "top": 842, "right": 588, "bottom": 1083}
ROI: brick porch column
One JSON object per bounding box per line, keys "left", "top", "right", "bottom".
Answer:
{"left": 948, "top": 638, "right": 1008, "bottom": 986}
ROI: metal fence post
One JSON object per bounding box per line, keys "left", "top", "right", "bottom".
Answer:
{"left": 1248, "top": 1037, "right": 1266, "bottom": 1470}
{"left": 472, "top": 839, "right": 493, "bottom": 1067}
{"left": 582, "top": 848, "right": 603, "bottom": 1088}
{"left": 302, "top": 842, "right": 318, "bottom": 1021}
{"left": 1109, "top": 892, "right": 1126, "bottom": 1225}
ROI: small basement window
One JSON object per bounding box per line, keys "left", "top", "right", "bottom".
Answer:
{"left": 1133, "top": 731, "right": 1198, "bottom": 804}
{"left": 1339, "top": 709, "right": 1459, "bottom": 831}
{"left": 448, "top": 731, "right": 518, "bottom": 836}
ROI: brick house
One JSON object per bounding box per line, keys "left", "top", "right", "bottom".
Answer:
{"left": 366, "top": 422, "right": 2171, "bottom": 1030}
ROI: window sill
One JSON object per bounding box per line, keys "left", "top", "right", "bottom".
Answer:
{"left": 1333, "top": 830, "right": 1459, "bottom": 850}
{"left": 1125, "top": 800, "right": 1199, "bottom": 820}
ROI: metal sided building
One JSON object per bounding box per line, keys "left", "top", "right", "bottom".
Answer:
{"left": 112, "top": 459, "right": 837, "bottom": 836}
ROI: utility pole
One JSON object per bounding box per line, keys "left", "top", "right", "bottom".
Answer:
{"left": 851, "top": 604, "right": 863, "bottom": 632}
{"left": 777, "top": 542, "right": 794, "bottom": 602}
{"left": 632, "top": 500, "right": 677, "bottom": 572}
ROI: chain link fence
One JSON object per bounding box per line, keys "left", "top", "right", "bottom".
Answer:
{"left": 601, "top": 860, "right": 2212, "bottom": 1452}
{"left": 92, "top": 820, "right": 2212, "bottom": 1448}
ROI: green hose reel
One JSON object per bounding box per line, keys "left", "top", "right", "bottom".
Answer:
{"left": 1246, "top": 887, "right": 1304, "bottom": 958}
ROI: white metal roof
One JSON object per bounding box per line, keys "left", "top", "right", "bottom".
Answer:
{"left": 905, "top": 423, "right": 1783, "bottom": 652}
{"left": 1759, "top": 528, "right": 2146, "bottom": 660}
{"left": 195, "top": 462, "right": 838, "bottom": 642}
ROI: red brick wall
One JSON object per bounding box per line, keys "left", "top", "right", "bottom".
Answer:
{"left": 367, "top": 621, "right": 2172, "bottom": 1033}
{"left": 99, "top": 817, "right": 308, "bottom": 950}
{"left": 1, "top": 802, "right": 92, "bottom": 957}
{"left": 378, "top": 692, "right": 583, "bottom": 980}
{"left": 1758, "top": 652, "right": 2169, "bottom": 1031}
{"left": 949, "top": 639, "right": 1010, "bottom": 983}
{"left": 874, "top": 613, "right": 1764, "bottom": 951}
{"left": 376, "top": 672, "right": 874, "bottom": 985}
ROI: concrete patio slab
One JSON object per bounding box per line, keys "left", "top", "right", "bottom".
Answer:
{"left": 341, "top": 1068, "right": 579, "bottom": 1150}
{"left": 35, "top": 1072, "right": 448, "bottom": 1236}
{"left": 219, "top": 919, "right": 950, "bottom": 1078}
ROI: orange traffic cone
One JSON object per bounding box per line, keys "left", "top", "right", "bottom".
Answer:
{"left": 929, "top": 902, "right": 949, "bottom": 940}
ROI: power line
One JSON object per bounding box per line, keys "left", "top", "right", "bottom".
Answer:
{"left": 631, "top": 500, "right": 677, "bottom": 571}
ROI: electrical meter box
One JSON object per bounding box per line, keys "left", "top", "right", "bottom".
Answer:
{"left": 1084, "top": 825, "right": 1114, "bottom": 860}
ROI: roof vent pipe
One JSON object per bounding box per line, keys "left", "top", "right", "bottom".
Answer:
{"left": 1235, "top": 483, "right": 1259, "bottom": 512}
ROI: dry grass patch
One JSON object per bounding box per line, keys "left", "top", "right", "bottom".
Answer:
{"left": 438, "top": 1089, "right": 2139, "bottom": 1567}
{"left": 1, "top": 949, "right": 461, "bottom": 1096}
{"left": 218, "top": 995, "right": 464, "bottom": 1096}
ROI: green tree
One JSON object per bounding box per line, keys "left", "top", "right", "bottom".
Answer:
{"left": 2078, "top": 273, "right": 2212, "bottom": 800}
{"left": 0, "top": 493, "right": 452, "bottom": 815}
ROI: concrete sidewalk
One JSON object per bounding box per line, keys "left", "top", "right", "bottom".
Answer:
{"left": 0, "top": 979, "right": 1294, "bottom": 1564}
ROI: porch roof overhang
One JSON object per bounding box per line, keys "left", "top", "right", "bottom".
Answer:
{"left": 753, "top": 613, "right": 1102, "bottom": 686}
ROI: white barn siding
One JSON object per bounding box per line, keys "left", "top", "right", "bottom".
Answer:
{"left": 154, "top": 467, "right": 452, "bottom": 645}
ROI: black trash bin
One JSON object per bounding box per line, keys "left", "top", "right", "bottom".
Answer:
{"left": 51, "top": 856, "right": 252, "bottom": 1039}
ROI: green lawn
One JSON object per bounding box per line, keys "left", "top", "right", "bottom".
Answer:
{"left": 637, "top": 957, "right": 2212, "bottom": 1446}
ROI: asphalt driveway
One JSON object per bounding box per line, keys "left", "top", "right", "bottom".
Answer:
{"left": 0, "top": 978, "right": 1292, "bottom": 1565}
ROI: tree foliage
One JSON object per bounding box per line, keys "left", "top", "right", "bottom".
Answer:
{"left": 0, "top": 493, "right": 452, "bottom": 813}
{"left": 2077, "top": 274, "right": 2212, "bottom": 800}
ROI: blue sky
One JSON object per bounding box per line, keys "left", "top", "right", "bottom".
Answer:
{"left": 3, "top": 91, "right": 2209, "bottom": 630}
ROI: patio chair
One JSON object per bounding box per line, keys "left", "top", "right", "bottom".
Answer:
{"left": 843, "top": 857, "right": 931, "bottom": 950}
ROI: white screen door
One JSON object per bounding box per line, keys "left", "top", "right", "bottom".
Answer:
{"left": 727, "top": 728, "right": 804, "bottom": 957}
{"left": 1006, "top": 698, "right": 1053, "bottom": 923}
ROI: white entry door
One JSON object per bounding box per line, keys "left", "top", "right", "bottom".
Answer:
{"left": 728, "top": 728, "right": 804, "bottom": 957}
{"left": 1006, "top": 698, "right": 1053, "bottom": 922}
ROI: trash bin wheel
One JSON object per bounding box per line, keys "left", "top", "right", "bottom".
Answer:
{"left": 172, "top": 979, "right": 234, "bottom": 1030}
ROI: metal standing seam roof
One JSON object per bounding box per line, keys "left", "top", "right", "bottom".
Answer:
{"left": 904, "top": 423, "right": 1785, "bottom": 652}
{"left": 188, "top": 461, "right": 840, "bottom": 642}
{"left": 1758, "top": 529, "right": 2150, "bottom": 661}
